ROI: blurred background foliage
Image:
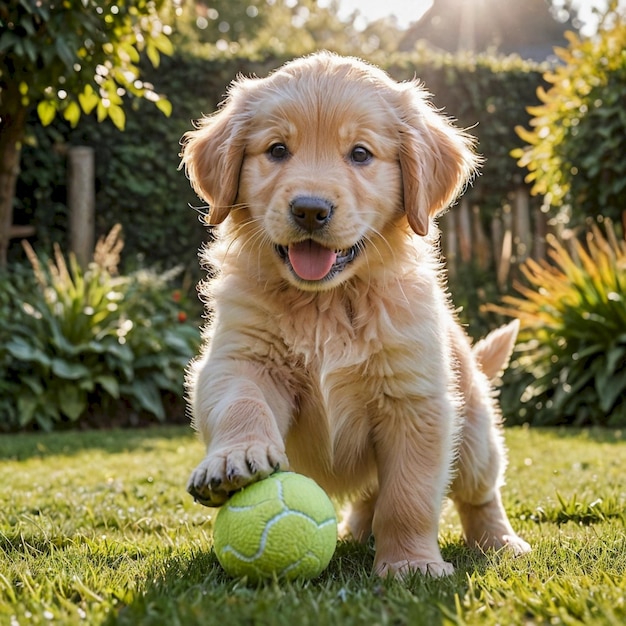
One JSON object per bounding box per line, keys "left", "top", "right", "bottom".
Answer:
{"left": 3, "top": 0, "right": 626, "bottom": 429}
{"left": 10, "top": 0, "right": 555, "bottom": 270}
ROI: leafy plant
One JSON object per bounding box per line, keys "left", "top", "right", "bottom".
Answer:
{"left": 0, "top": 0, "right": 174, "bottom": 266}
{"left": 491, "top": 218, "right": 626, "bottom": 426}
{"left": 513, "top": 6, "right": 626, "bottom": 228}
{"left": 0, "top": 225, "right": 199, "bottom": 431}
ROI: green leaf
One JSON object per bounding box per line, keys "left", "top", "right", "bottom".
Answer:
{"left": 50, "top": 325, "right": 82, "bottom": 356}
{"left": 51, "top": 358, "right": 90, "bottom": 380}
{"left": 22, "top": 376, "right": 44, "bottom": 395}
{"left": 18, "top": 14, "right": 37, "bottom": 36}
{"left": 6, "top": 339, "right": 50, "bottom": 367}
{"left": 107, "top": 104, "right": 126, "bottom": 130}
{"left": 606, "top": 345, "right": 626, "bottom": 375}
{"left": 37, "top": 100, "right": 57, "bottom": 126}
{"left": 146, "top": 42, "right": 160, "bottom": 68}
{"left": 153, "top": 32, "right": 174, "bottom": 56}
{"left": 154, "top": 97, "right": 172, "bottom": 118}
{"left": 121, "top": 42, "right": 141, "bottom": 64}
{"left": 17, "top": 395, "right": 38, "bottom": 427}
{"left": 78, "top": 84, "right": 99, "bottom": 115}
{"left": 63, "top": 100, "right": 82, "bottom": 127}
{"left": 59, "top": 386, "right": 87, "bottom": 421}
{"left": 96, "top": 375, "right": 120, "bottom": 399}
{"left": 0, "top": 32, "right": 21, "bottom": 55}
{"left": 21, "top": 37, "right": 37, "bottom": 63}
{"left": 55, "top": 36, "right": 76, "bottom": 69}
{"left": 96, "top": 101, "right": 108, "bottom": 123}
{"left": 105, "top": 341, "right": 134, "bottom": 363}
{"left": 599, "top": 368, "right": 626, "bottom": 413}
{"left": 78, "top": 378, "right": 95, "bottom": 392}
{"left": 127, "top": 380, "right": 165, "bottom": 420}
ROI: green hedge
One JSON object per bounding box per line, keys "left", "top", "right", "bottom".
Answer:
{"left": 13, "top": 49, "right": 545, "bottom": 271}
{"left": 386, "top": 51, "right": 546, "bottom": 210}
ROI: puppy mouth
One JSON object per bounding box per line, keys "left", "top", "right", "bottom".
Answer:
{"left": 275, "top": 240, "right": 362, "bottom": 282}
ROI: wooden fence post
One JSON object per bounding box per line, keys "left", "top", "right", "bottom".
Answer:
{"left": 514, "top": 185, "right": 531, "bottom": 265}
{"left": 472, "top": 204, "right": 490, "bottom": 270}
{"left": 496, "top": 205, "right": 513, "bottom": 289}
{"left": 67, "top": 146, "right": 95, "bottom": 267}
{"left": 534, "top": 208, "right": 548, "bottom": 261}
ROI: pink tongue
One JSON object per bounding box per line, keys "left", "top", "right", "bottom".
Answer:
{"left": 288, "top": 241, "right": 338, "bottom": 281}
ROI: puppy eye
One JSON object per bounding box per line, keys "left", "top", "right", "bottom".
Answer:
{"left": 350, "top": 145, "right": 372, "bottom": 164}
{"left": 268, "top": 143, "right": 289, "bottom": 160}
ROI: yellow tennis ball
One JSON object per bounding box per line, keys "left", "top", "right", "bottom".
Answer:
{"left": 213, "top": 471, "right": 337, "bottom": 582}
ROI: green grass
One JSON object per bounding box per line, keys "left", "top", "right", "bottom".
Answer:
{"left": 1, "top": 427, "right": 626, "bottom": 625}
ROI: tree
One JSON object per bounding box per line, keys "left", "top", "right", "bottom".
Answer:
{"left": 0, "top": 0, "right": 174, "bottom": 267}
{"left": 401, "top": 0, "right": 572, "bottom": 60}
{"left": 177, "top": 0, "right": 377, "bottom": 58}
{"left": 176, "top": 0, "right": 267, "bottom": 47}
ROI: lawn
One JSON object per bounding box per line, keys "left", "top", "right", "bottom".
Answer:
{"left": 1, "top": 426, "right": 625, "bottom": 625}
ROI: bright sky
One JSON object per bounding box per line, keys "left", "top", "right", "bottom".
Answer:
{"left": 329, "top": 0, "right": 614, "bottom": 35}
{"left": 330, "top": 0, "right": 432, "bottom": 29}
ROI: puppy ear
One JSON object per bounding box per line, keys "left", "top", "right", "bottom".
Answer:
{"left": 180, "top": 83, "right": 250, "bottom": 225}
{"left": 398, "top": 86, "right": 480, "bottom": 236}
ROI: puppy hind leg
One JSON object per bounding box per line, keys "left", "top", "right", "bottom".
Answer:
{"left": 338, "top": 491, "right": 377, "bottom": 542}
{"left": 454, "top": 491, "right": 530, "bottom": 556}
{"left": 450, "top": 408, "right": 530, "bottom": 555}
{"left": 450, "top": 320, "right": 530, "bottom": 555}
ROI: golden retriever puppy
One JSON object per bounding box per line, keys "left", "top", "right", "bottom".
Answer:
{"left": 181, "top": 51, "right": 530, "bottom": 578}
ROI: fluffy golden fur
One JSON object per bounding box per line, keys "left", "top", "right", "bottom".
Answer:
{"left": 181, "top": 51, "right": 530, "bottom": 577}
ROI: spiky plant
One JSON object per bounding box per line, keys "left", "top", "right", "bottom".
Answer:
{"left": 491, "top": 219, "right": 626, "bottom": 426}
{"left": 0, "top": 226, "right": 199, "bottom": 431}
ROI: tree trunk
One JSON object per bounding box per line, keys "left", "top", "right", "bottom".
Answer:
{"left": 0, "top": 91, "right": 28, "bottom": 268}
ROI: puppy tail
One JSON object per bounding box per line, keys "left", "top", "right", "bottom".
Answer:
{"left": 473, "top": 319, "right": 520, "bottom": 380}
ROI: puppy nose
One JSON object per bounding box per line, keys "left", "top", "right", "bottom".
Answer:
{"left": 290, "top": 195, "right": 333, "bottom": 232}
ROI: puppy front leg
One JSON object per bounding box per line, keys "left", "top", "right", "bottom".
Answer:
{"left": 372, "top": 400, "right": 456, "bottom": 578}
{"left": 187, "top": 358, "right": 291, "bottom": 507}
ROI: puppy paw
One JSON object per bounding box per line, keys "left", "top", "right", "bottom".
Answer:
{"left": 187, "top": 441, "right": 288, "bottom": 507}
{"left": 500, "top": 534, "right": 531, "bottom": 556}
{"left": 376, "top": 558, "right": 454, "bottom": 578}
{"left": 455, "top": 496, "right": 531, "bottom": 557}
{"left": 338, "top": 499, "right": 375, "bottom": 542}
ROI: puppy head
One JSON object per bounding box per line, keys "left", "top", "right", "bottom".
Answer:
{"left": 181, "top": 52, "right": 479, "bottom": 290}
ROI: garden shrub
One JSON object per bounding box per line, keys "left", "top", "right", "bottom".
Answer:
{"left": 0, "top": 226, "right": 200, "bottom": 432}
{"left": 386, "top": 49, "right": 546, "bottom": 212}
{"left": 513, "top": 10, "right": 626, "bottom": 229}
{"left": 493, "top": 218, "right": 626, "bottom": 427}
